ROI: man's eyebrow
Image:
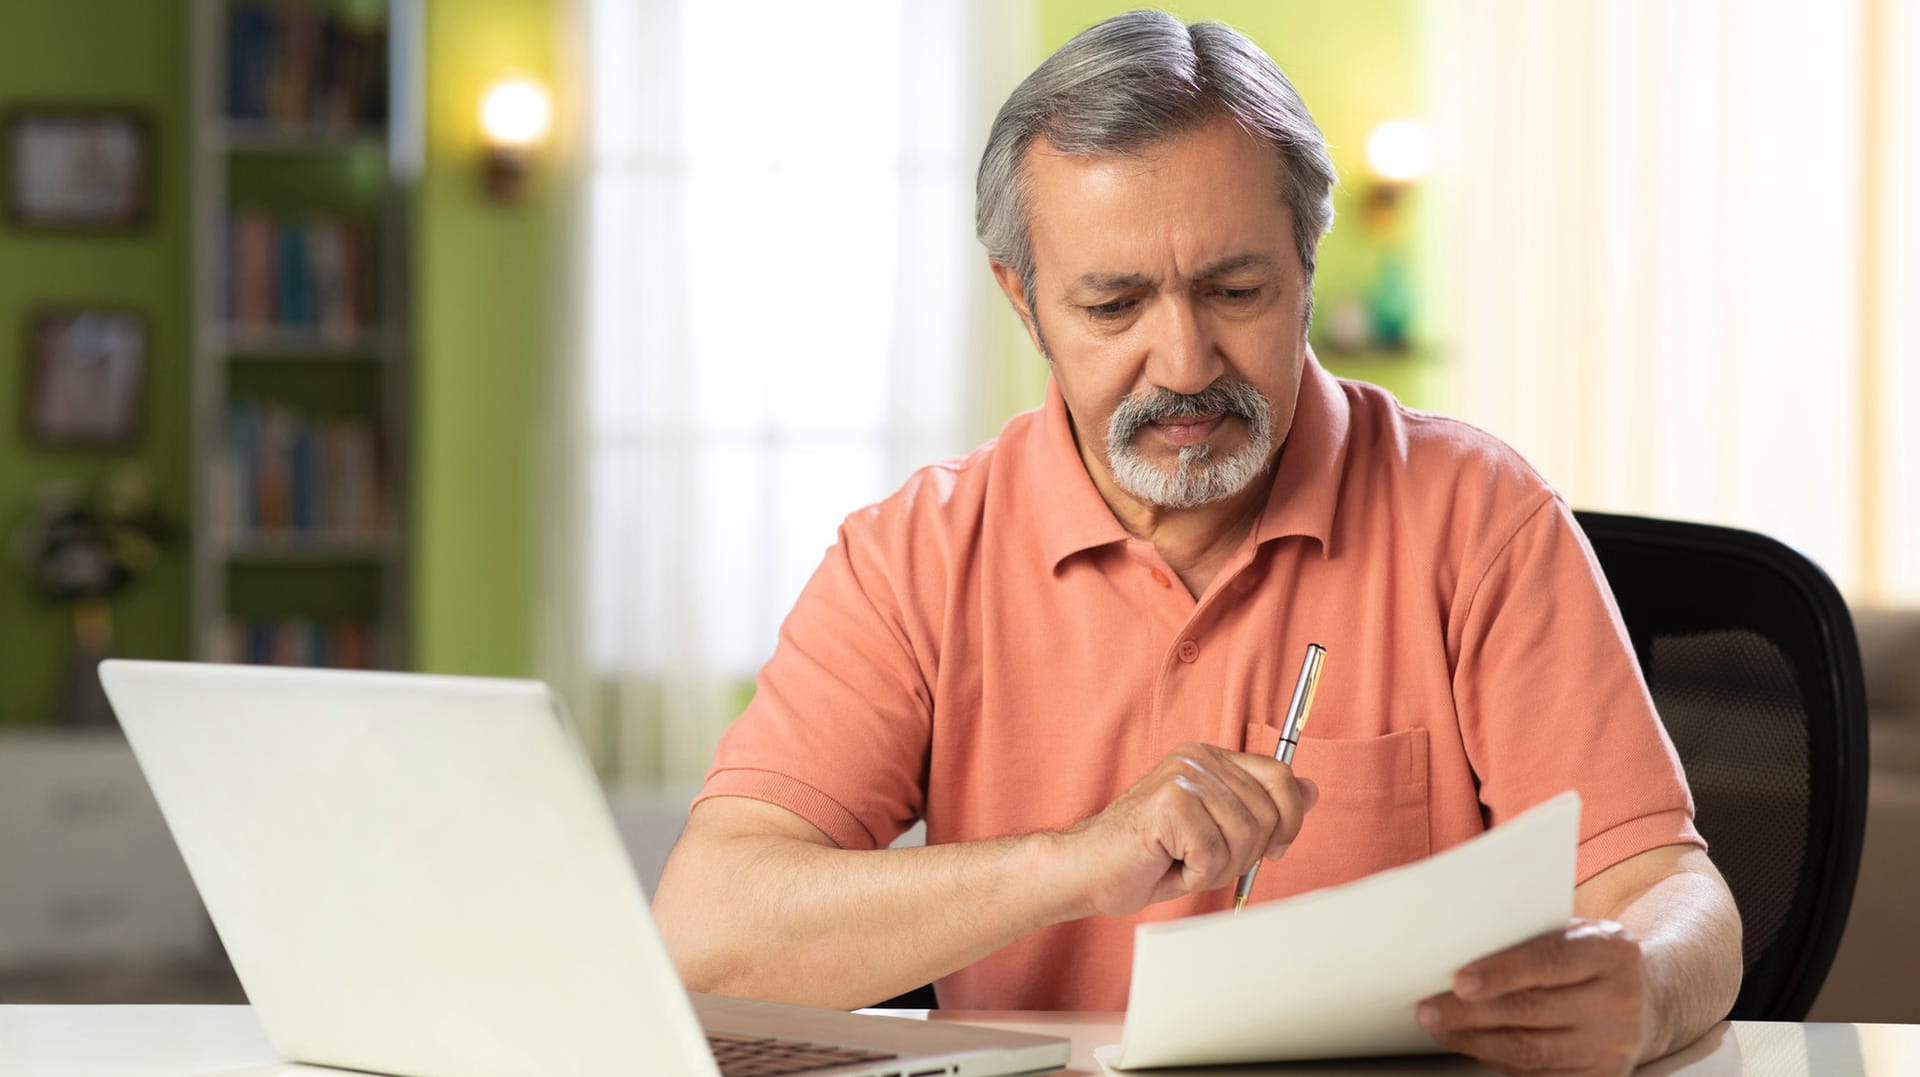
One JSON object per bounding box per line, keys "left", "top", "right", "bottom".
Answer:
{"left": 1069, "top": 271, "right": 1157, "bottom": 295}
{"left": 1066, "top": 254, "right": 1277, "bottom": 296}
{"left": 1194, "top": 253, "right": 1277, "bottom": 279}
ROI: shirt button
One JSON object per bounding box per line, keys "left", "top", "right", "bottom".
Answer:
{"left": 1177, "top": 639, "right": 1199, "bottom": 663}
{"left": 1149, "top": 568, "right": 1171, "bottom": 588}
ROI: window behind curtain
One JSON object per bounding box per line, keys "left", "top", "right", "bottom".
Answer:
{"left": 581, "top": 1, "right": 982, "bottom": 779}
{"left": 1432, "top": 0, "right": 1920, "bottom": 603}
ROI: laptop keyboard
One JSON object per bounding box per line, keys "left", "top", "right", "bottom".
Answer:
{"left": 707, "top": 1030, "right": 899, "bottom": 1076}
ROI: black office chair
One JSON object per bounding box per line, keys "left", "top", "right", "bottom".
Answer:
{"left": 1574, "top": 510, "right": 1870, "bottom": 1021}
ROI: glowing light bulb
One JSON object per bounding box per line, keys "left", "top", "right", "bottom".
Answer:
{"left": 480, "top": 76, "right": 551, "bottom": 149}
{"left": 1365, "top": 119, "right": 1433, "bottom": 183}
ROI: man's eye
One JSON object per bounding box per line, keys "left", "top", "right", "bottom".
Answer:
{"left": 1086, "top": 299, "right": 1137, "bottom": 319}
{"left": 1217, "top": 287, "right": 1262, "bottom": 301}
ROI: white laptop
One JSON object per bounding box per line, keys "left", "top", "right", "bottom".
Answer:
{"left": 98, "top": 660, "right": 1069, "bottom": 1077}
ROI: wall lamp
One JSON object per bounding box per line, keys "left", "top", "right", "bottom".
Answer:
{"left": 1325, "top": 119, "right": 1435, "bottom": 354}
{"left": 479, "top": 74, "right": 552, "bottom": 202}
{"left": 1361, "top": 118, "right": 1433, "bottom": 226}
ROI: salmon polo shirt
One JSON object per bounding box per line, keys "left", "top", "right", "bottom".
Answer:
{"left": 696, "top": 354, "right": 1703, "bottom": 1012}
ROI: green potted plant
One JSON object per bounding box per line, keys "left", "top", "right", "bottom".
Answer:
{"left": 10, "top": 469, "right": 173, "bottom": 725}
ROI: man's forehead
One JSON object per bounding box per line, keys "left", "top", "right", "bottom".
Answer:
{"left": 1020, "top": 119, "right": 1295, "bottom": 282}
{"left": 1022, "top": 131, "right": 1214, "bottom": 202}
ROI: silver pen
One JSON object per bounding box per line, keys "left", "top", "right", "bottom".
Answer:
{"left": 1232, "top": 642, "right": 1326, "bottom": 915}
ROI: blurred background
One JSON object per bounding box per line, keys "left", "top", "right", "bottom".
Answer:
{"left": 0, "top": 0, "right": 1914, "bottom": 1019}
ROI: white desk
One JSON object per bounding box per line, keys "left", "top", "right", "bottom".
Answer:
{"left": 3, "top": 1006, "right": 1917, "bottom": 1076}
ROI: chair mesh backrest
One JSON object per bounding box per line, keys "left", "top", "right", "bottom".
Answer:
{"left": 1574, "top": 512, "right": 1869, "bottom": 1021}
{"left": 1647, "top": 629, "right": 1807, "bottom": 973}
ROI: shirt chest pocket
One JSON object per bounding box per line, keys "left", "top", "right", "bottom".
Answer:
{"left": 1242, "top": 724, "right": 1432, "bottom": 902}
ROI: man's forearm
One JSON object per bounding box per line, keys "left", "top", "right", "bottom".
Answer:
{"left": 657, "top": 749, "right": 1311, "bottom": 1010}
{"left": 653, "top": 816, "right": 1083, "bottom": 1009}
{"left": 1613, "top": 867, "right": 1745, "bottom": 1061}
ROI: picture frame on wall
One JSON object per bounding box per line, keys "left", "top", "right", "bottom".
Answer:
{"left": 3, "top": 108, "right": 153, "bottom": 232}
{"left": 22, "top": 308, "right": 149, "bottom": 449}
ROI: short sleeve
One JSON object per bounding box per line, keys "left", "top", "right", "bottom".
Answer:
{"left": 1452, "top": 496, "right": 1705, "bottom": 883}
{"left": 693, "top": 515, "right": 933, "bottom": 851}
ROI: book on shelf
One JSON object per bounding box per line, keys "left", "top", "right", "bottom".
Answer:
{"left": 226, "top": 210, "right": 375, "bottom": 337}
{"left": 228, "top": 3, "right": 388, "bottom": 132}
{"left": 217, "top": 617, "right": 377, "bottom": 670}
{"left": 221, "top": 401, "right": 386, "bottom": 544}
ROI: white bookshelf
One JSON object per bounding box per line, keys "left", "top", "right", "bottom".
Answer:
{"left": 187, "top": 0, "right": 422, "bottom": 670}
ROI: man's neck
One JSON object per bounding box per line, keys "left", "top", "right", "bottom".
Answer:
{"left": 1078, "top": 439, "right": 1278, "bottom": 599}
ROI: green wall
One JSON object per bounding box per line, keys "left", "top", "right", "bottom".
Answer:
{"left": 1032, "top": 0, "right": 1445, "bottom": 408}
{"left": 0, "top": 1, "right": 192, "bottom": 724}
{"left": 411, "top": 0, "right": 556, "bottom": 678}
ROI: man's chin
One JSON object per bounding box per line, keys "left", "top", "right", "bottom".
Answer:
{"left": 1109, "top": 456, "right": 1262, "bottom": 510}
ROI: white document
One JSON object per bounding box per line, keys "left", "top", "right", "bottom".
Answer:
{"left": 1104, "top": 791, "right": 1582, "bottom": 1070}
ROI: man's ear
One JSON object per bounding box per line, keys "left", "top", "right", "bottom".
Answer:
{"left": 989, "top": 260, "right": 1046, "bottom": 357}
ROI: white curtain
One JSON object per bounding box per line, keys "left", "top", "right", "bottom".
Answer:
{"left": 559, "top": 0, "right": 1031, "bottom": 787}
{"left": 1877, "top": 0, "right": 1920, "bottom": 603}
{"left": 1429, "top": 0, "right": 1920, "bottom": 603}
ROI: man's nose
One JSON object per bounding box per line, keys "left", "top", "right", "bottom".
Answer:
{"left": 1145, "top": 296, "right": 1222, "bottom": 396}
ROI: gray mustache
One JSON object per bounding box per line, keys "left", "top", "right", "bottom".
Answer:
{"left": 1110, "top": 380, "right": 1270, "bottom": 436}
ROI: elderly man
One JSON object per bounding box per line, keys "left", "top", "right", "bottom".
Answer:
{"left": 653, "top": 11, "right": 1742, "bottom": 1075}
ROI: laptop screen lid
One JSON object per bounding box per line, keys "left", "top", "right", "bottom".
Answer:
{"left": 99, "top": 660, "right": 718, "bottom": 1077}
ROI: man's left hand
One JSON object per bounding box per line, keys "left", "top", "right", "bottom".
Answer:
{"left": 1415, "top": 919, "right": 1653, "bottom": 1077}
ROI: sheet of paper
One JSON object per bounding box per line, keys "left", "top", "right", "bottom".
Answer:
{"left": 1108, "top": 791, "right": 1581, "bottom": 1070}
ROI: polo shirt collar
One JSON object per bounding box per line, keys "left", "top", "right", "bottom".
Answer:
{"left": 1028, "top": 351, "right": 1352, "bottom": 569}
{"left": 1031, "top": 376, "right": 1134, "bottom": 568}
{"left": 1251, "top": 351, "right": 1350, "bottom": 555}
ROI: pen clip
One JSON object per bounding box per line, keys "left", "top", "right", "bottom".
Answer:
{"left": 1276, "top": 643, "right": 1326, "bottom": 749}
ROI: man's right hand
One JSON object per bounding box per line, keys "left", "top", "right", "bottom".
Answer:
{"left": 1059, "top": 742, "right": 1318, "bottom": 918}
{"left": 655, "top": 744, "right": 1315, "bottom": 1006}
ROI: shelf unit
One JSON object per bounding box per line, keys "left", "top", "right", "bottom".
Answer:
{"left": 188, "top": 0, "right": 422, "bottom": 670}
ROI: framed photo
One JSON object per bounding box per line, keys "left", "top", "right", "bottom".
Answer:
{"left": 4, "top": 109, "right": 153, "bottom": 232}
{"left": 22, "top": 308, "right": 149, "bottom": 449}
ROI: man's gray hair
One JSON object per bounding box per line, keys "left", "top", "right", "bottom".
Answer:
{"left": 976, "top": 10, "right": 1337, "bottom": 318}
